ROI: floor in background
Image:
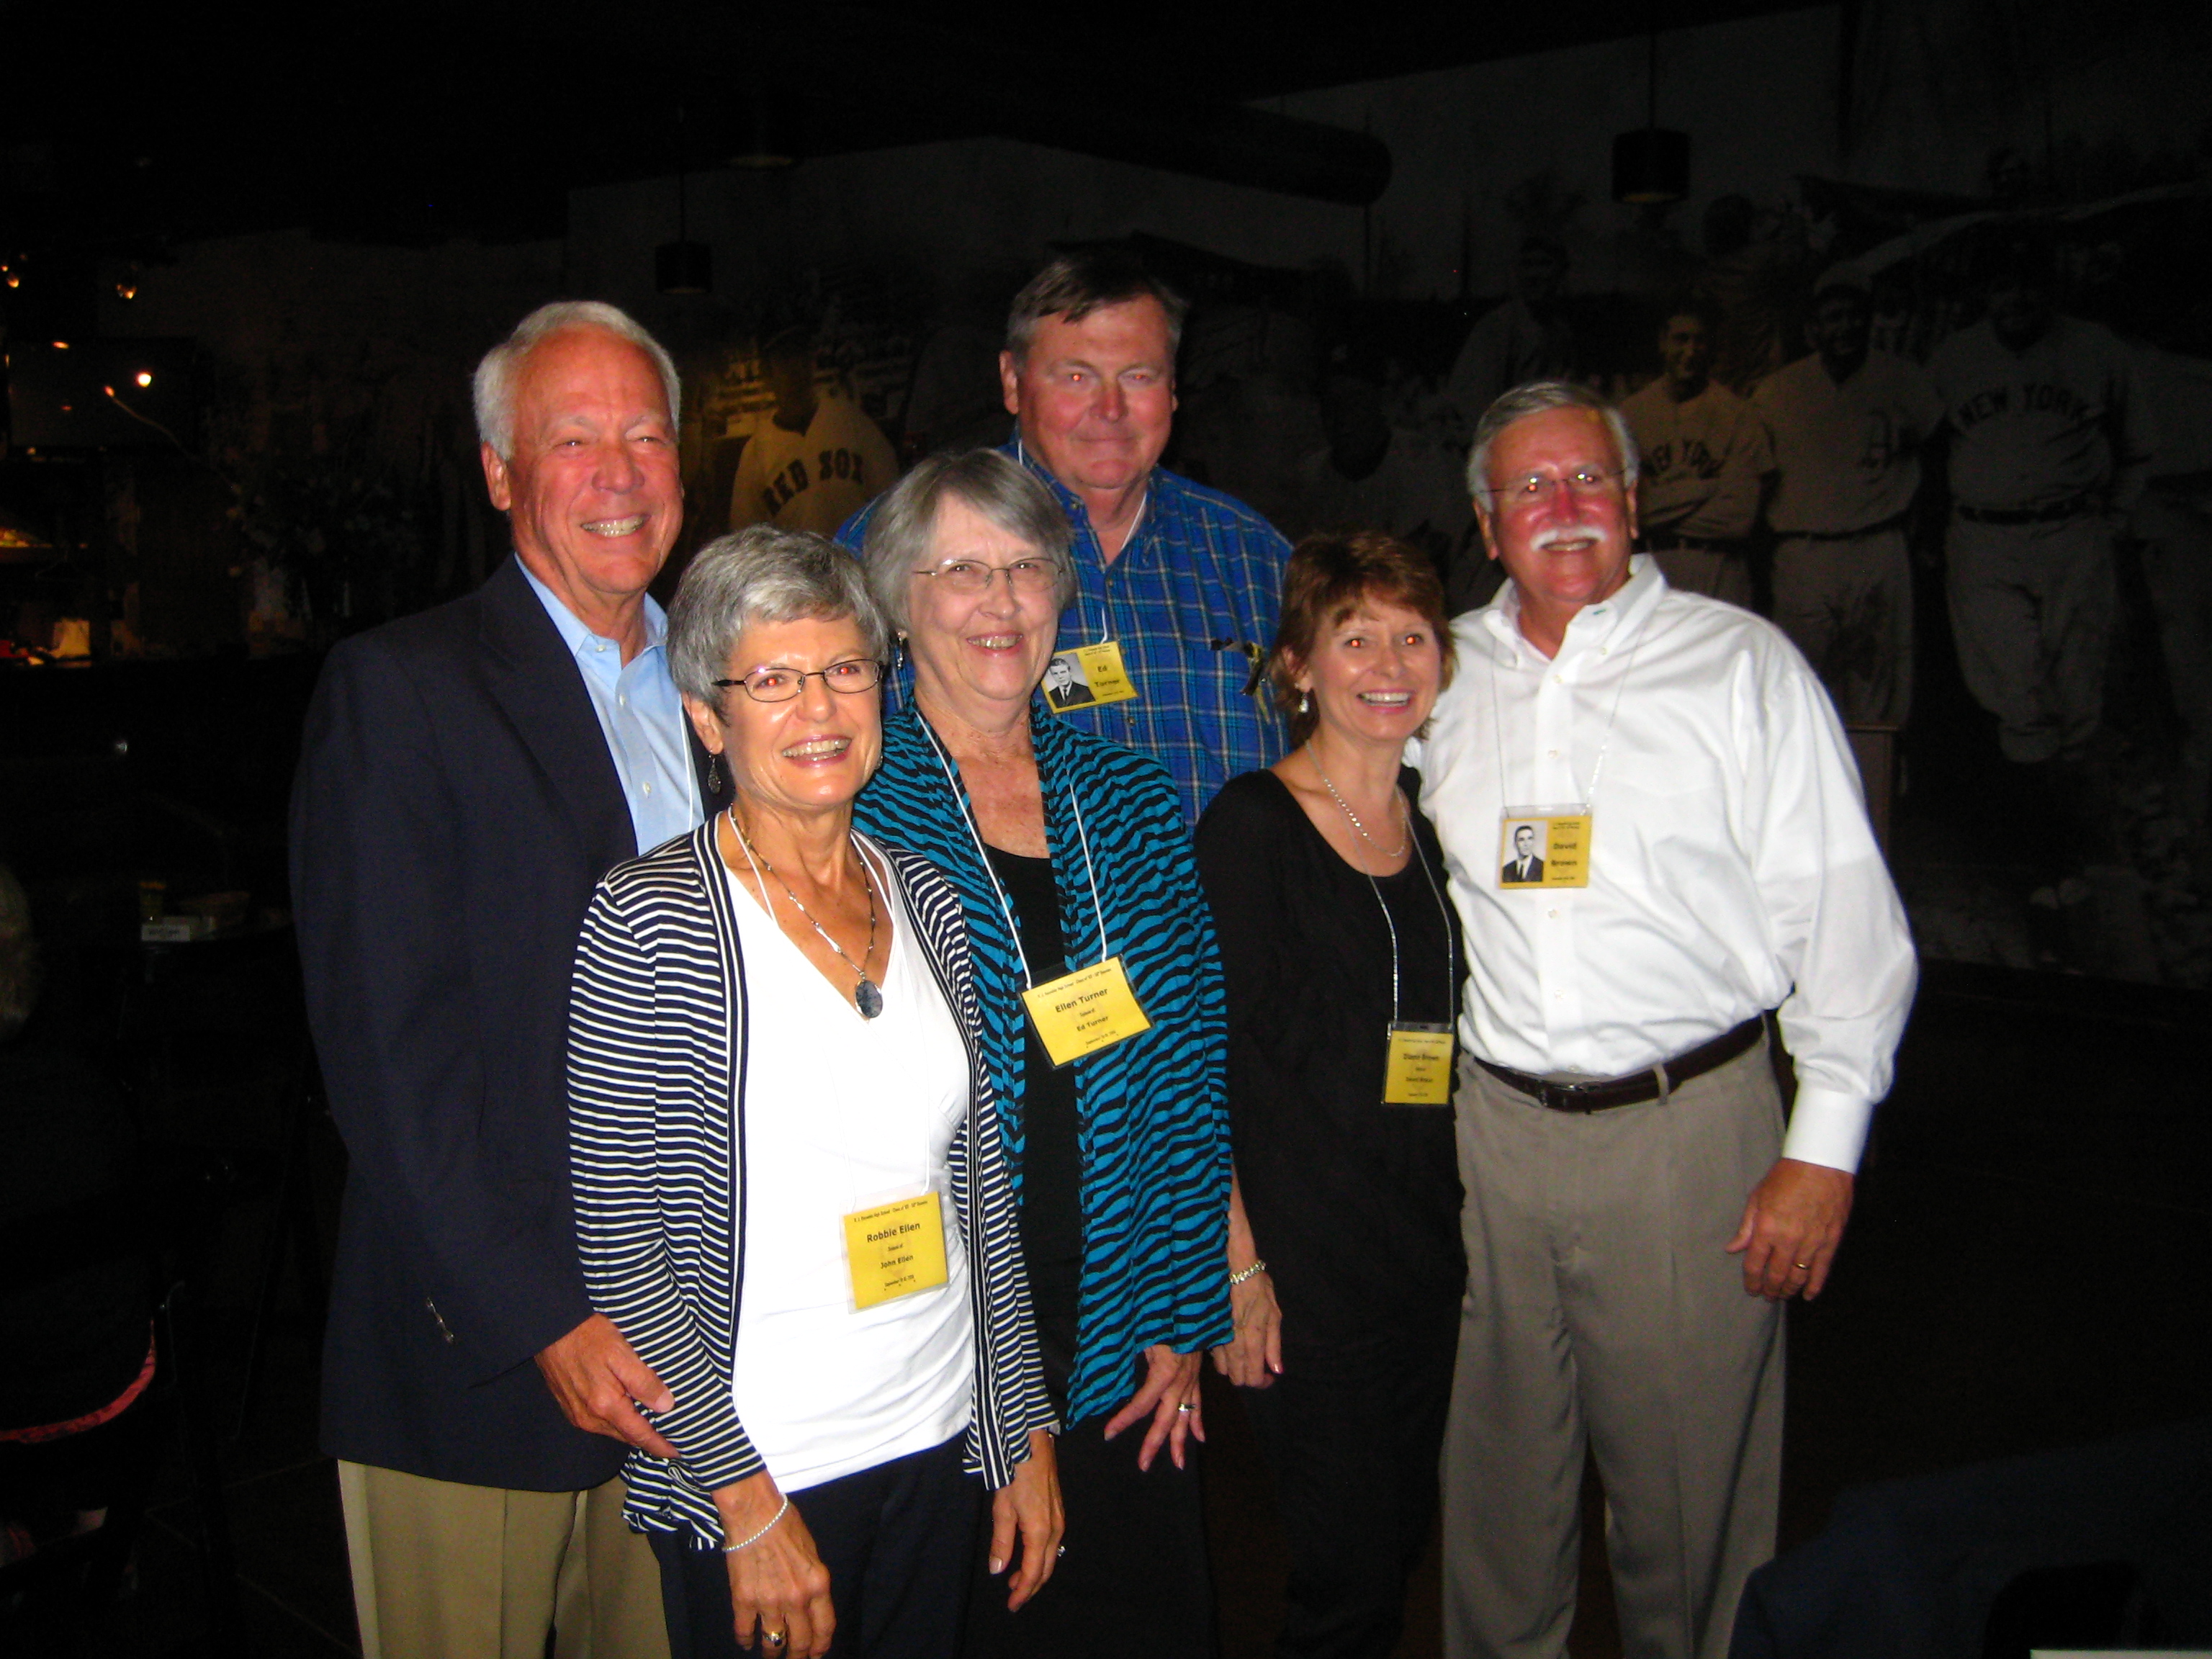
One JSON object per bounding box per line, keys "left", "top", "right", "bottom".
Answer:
{"left": 13, "top": 968, "right": 2208, "bottom": 1658}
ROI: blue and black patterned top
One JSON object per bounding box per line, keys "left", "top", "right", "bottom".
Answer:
{"left": 838, "top": 439, "right": 1292, "bottom": 830}
{"left": 853, "top": 701, "right": 1233, "bottom": 1425}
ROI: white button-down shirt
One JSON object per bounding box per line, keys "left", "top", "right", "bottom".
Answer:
{"left": 1421, "top": 557, "right": 1916, "bottom": 1172}
{"left": 521, "top": 563, "right": 701, "bottom": 855}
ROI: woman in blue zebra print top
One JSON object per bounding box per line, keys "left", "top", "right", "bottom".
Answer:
{"left": 852, "top": 450, "right": 1231, "bottom": 1655}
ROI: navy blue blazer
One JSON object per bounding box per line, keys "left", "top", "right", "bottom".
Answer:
{"left": 291, "top": 554, "right": 727, "bottom": 1491}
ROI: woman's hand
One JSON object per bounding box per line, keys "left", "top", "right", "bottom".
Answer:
{"left": 1210, "top": 1166, "right": 1284, "bottom": 1388}
{"left": 716, "top": 1473, "right": 835, "bottom": 1656}
{"left": 988, "top": 1429, "right": 1064, "bottom": 1611}
{"left": 1102, "top": 1344, "right": 1204, "bottom": 1471}
{"left": 1210, "top": 1267, "right": 1282, "bottom": 1390}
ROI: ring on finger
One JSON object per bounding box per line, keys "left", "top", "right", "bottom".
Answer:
{"left": 1177, "top": 1401, "right": 1195, "bottom": 1413}
{"left": 764, "top": 1632, "right": 787, "bottom": 1650}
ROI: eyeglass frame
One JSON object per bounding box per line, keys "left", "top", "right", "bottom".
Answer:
{"left": 711, "top": 657, "right": 889, "bottom": 703}
{"left": 909, "top": 557, "right": 1062, "bottom": 595}
{"left": 1496, "top": 467, "right": 1629, "bottom": 506}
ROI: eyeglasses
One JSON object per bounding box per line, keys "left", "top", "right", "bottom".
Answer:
{"left": 912, "top": 558, "right": 1059, "bottom": 595}
{"left": 713, "top": 659, "right": 886, "bottom": 703}
{"left": 1498, "top": 468, "right": 1625, "bottom": 505}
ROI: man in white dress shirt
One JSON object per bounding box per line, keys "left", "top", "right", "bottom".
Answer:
{"left": 1422, "top": 382, "right": 1917, "bottom": 1659}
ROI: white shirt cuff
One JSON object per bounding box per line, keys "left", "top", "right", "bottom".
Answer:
{"left": 1780, "top": 1085, "right": 1874, "bottom": 1174}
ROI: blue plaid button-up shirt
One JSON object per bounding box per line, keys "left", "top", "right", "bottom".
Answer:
{"left": 842, "top": 439, "right": 1292, "bottom": 828}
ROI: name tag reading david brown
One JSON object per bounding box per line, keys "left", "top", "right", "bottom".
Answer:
{"left": 842, "top": 1192, "right": 949, "bottom": 1310}
{"left": 1021, "top": 957, "right": 1153, "bottom": 1067}
{"left": 1498, "top": 804, "right": 1592, "bottom": 889}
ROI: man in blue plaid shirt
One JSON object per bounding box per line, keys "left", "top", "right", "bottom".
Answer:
{"left": 847, "top": 251, "right": 1292, "bottom": 827}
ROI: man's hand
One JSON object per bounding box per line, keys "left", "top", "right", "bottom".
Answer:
{"left": 1727, "top": 1158, "right": 1854, "bottom": 1301}
{"left": 534, "top": 1313, "right": 679, "bottom": 1457}
{"left": 1102, "top": 1344, "right": 1203, "bottom": 1471}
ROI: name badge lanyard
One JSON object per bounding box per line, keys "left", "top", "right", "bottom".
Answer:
{"left": 1487, "top": 603, "right": 1650, "bottom": 886}
{"left": 921, "top": 719, "right": 1151, "bottom": 1066}
{"left": 727, "top": 825, "right": 948, "bottom": 1308}
{"left": 1362, "top": 818, "right": 1460, "bottom": 1107}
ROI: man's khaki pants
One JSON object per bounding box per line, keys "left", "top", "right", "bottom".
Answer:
{"left": 338, "top": 1462, "right": 670, "bottom": 1659}
{"left": 1441, "top": 1043, "right": 1784, "bottom": 1659}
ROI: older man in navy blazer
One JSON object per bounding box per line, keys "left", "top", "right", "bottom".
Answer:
{"left": 293, "top": 302, "right": 727, "bottom": 1657}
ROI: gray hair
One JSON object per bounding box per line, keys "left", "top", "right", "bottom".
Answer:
{"left": 1466, "top": 380, "right": 1640, "bottom": 513}
{"left": 860, "top": 449, "right": 1076, "bottom": 635}
{"left": 472, "top": 302, "right": 681, "bottom": 460}
{"left": 1004, "top": 249, "right": 1190, "bottom": 364}
{"left": 0, "top": 863, "right": 40, "bottom": 1043}
{"left": 667, "top": 526, "right": 892, "bottom": 707}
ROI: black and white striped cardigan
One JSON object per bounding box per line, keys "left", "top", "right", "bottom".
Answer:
{"left": 567, "top": 821, "right": 1056, "bottom": 1548}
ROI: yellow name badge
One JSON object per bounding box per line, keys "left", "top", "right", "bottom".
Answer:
{"left": 842, "top": 1192, "right": 949, "bottom": 1311}
{"left": 1383, "top": 1023, "right": 1455, "bottom": 1105}
{"left": 1044, "top": 642, "right": 1138, "bottom": 714}
{"left": 1020, "top": 956, "right": 1153, "bottom": 1067}
{"left": 1498, "top": 805, "right": 1592, "bottom": 889}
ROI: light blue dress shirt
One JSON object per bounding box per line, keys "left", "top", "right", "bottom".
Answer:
{"left": 521, "top": 562, "right": 701, "bottom": 855}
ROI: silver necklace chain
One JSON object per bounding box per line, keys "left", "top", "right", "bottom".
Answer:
{"left": 1309, "top": 748, "right": 1411, "bottom": 862}
{"left": 728, "top": 808, "right": 883, "bottom": 1017}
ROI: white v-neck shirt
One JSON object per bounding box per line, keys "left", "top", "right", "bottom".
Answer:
{"left": 723, "top": 837, "right": 975, "bottom": 1491}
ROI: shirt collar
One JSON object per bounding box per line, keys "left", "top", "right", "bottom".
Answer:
{"left": 1480, "top": 554, "right": 1666, "bottom": 663}
{"left": 1006, "top": 432, "right": 1153, "bottom": 551}
{"left": 518, "top": 557, "right": 667, "bottom": 662}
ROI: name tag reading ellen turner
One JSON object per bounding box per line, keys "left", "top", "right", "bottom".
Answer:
{"left": 1021, "top": 957, "right": 1152, "bottom": 1067}
{"left": 842, "top": 1192, "right": 949, "bottom": 1310}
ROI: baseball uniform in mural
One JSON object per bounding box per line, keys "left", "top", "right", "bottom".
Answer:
{"left": 1932, "top": 315, "right": 2154, "bottom": 760}
{"left": 729, "top": 395, "right": 899, "bottom": 536}
{"left": 1754, "top": 350, "right": 1941, "bottom": 724}
{"left": 1618, "top": 379, "right": 1773, "bottom": 608}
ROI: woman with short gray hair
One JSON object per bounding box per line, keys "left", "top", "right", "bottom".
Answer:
{"left": 568, "top": 524, "right": 1061, "bottom": 1658}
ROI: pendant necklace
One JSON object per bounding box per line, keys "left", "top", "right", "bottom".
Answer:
{"left": 1310, "top": 747, "right": 1411, "bottom": 863}
{"left": 728, "top": 808, "right": 884, "bottom": 1019}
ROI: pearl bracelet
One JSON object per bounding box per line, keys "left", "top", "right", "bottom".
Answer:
{"left": 1228, "top": 1259, "right": 1269, "bottom": 1286}
{"left": 723, "top": 1493, "right": 790, "bottom": 1554}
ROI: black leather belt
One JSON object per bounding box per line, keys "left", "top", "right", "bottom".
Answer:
{"left": 1779, "top": 511, "right": 1909, "bottom": 543}
{"left": 1956, "top": 496, "right": 2095, "bottom": 526}
{"left": 1475, "top": 1014, "right": 1766, "bottom": 1113}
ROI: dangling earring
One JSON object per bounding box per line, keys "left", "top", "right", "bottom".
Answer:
{"left": 706, "top": 752, "right": 721, "bottom": 793}
{"left": 1298, "top": 689, "right": 1310, "bottom": 716}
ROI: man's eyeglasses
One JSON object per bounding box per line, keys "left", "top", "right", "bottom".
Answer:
{"left": 713, "top": 660, "right": 886, "bottom": 703}
{"left": 1498, "top": 468, "right": 1625, "bottom": 505}
{"left": 912, "top": 558, "right": 1059, "bottom": 595}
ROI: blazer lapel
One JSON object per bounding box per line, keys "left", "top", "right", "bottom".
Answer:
{"left": 477, "top": 557, "right": 636, "bottom": 874}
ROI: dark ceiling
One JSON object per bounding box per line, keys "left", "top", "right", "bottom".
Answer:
{"left": 4, "top": 0, "right": 1806, "bottom": 253}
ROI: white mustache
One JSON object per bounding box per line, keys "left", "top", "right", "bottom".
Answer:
{"left": 1530, "top": 523, "right": 1605, "bottom": 550}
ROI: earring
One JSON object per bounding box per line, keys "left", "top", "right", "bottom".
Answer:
{"left": 706, "top": 752, "right": 721, "bottom": 793}
{"left": 1298, "top": 690, "right": 1310, "bottom": 716}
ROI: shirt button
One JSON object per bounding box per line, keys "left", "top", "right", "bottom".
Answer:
{"left": 642, "top": 781, "right": 653, "bottom": 796}
{"left": 1547, "top": 748, "right": 1560, "bottom": 759}
{"left": 1552, "top": 990, "right": 1565, "bottom": 1001}
{"left": 618, "top": 693, "right": 628, "bottom": 708}
{"left": 1547, "top": 908, "right": 1559, "bottom": 919}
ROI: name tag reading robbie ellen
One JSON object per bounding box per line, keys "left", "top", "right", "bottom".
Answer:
{"left": 1020, "top": 956, "right": 1153, "bottom": 1067}
{"left": 842, "top": 1192, "right": 949, "bottom": 1311}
